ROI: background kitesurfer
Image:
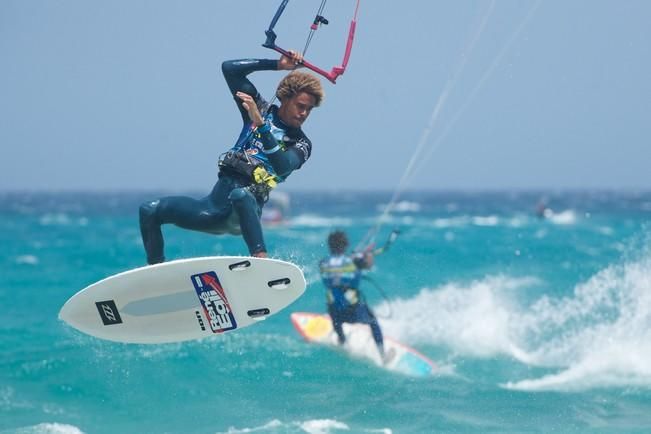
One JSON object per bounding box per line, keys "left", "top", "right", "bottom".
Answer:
{"left": 319, "top": 230, "right": 387, "bottom": 361}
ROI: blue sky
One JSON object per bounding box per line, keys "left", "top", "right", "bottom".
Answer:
{"left": 1, "top": 0, "right": 650, "bottom": 192}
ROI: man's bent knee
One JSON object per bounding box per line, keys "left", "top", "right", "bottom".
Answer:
{"left": 228, "top": 188, "right": 257, "bottom": 208}
{"left": 139, "top": 199, "right": 160, "bottom": 222}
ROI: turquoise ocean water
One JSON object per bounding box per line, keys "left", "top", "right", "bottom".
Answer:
{"left": 1, "top": 190, "right": 651, "bottom": 433}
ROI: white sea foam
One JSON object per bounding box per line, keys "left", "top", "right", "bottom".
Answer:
{"left": 216, "top": 418, "right": 385, "bottom": 434}
{"left": 376, "top": 251, "right": 651, "bottom": 391}
{"left": 299, "top": 419, "right": 350, "bottom": 434}
{"left": 38, "top": 213, "right": 88, "bottom": 227}
{"left": 503, "top": 340, "right": 651, "bottom": 392}
{"left": 289, "top": 214, "right": 353, "bottom": 228}
{"left": 219, "top": 419, "right": 283, "bottom": 433}
{"left": 38, "top": 213, "right": 72, "bottom": 226}
{"left": 377, "top": 200, "right": 421, "bottom": 213}
{"left": 0, "top": 386, "right": 32, "bottom": 412}
{"left": 504, "top": 255, "right": 651, "bottom": 391}
{"left": 432, "top": 214, "right": 520, "bottom": 229}
{"left": 15, "top": 255, "right": 39, "bottom": 265}
{"left": 472, "top": 215, "right": 499, "bottom": 226}
{"left": 547, "top": 209, "right": 577, "bottom": 225}
{"left": 377, "top": 275, "right": 540, "bottom": 358}
{"left": 431, "top": 216, "right": 469, "bottom": 228}
{"left": 1, "top": 423, "right": 85, "bottom": 434}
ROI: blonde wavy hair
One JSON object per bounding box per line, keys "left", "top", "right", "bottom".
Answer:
{"left": 276, "top": 71, "right": 324, "bottom": 107}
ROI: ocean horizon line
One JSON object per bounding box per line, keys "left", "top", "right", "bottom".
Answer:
{"left": 2, "top": 187, "right": 651, "bottom": 195}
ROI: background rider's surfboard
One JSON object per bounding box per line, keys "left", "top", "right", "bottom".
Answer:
{"left": 291, "top": 312, "right": 437, "bottom": 377}
{"left": 59, "top": 256, "right": 306, "bottom": 344}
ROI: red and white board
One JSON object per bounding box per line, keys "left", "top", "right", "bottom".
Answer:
{"left": 60, "top": 256, "right": 306, "bottom": 344}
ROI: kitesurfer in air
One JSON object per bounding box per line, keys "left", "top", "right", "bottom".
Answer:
{"left": 319, "top": 230, "right": 388, "bottom": 362}
{"left": 139, "top": 51, "right": 324, "bottom": 264}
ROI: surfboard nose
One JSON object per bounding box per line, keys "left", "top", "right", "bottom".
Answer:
{"left": 59, "top": 296, "right": 98, "bottom": 337}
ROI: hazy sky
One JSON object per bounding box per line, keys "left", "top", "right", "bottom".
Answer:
{"left": 1, "top": 0, "right": 650, "bottom": 192}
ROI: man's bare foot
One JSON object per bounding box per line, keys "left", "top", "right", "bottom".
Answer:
{"left": 252, "top": 251, "right": 268, "bottom": 258}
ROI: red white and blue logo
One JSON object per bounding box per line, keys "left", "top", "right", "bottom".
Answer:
{"left": 191, "top": 271, "right": 237, "bottom": 333}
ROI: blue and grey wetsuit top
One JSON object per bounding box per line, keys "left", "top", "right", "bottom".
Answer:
{"left": 319, "top": 254, "right": 366, "bottom": 309}
{"left": 221, "top": 59, "right": 313, "bottom": 184}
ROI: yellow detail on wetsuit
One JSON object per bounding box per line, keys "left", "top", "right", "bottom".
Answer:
{"left": 319, "top": 263, "right": 358, "bottom": 274}
{"left": 343, "top": 289, "right": 359, "bottom": 304}
{"left": 326, "top": 288, "right": 360, "bottom": 305}
{"left": 252, "top": 166, "right": 278, "bottom": 189}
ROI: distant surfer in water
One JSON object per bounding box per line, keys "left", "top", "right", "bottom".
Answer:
{"left": 319, "top": 231, "right": 387, "bottom": 362}
{"left": 139, "top": 51, "right": 324, "bottom": 263}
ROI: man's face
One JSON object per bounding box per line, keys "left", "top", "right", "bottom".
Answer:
{"left": 278, "top": 92, "right": 317, "bottom": 128}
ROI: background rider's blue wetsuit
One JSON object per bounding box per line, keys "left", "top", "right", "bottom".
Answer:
{"left": 139, "top": 59, "right": 313, "bottom": 264}
{"left": 319, "top": 253, "right": 385, "bottom": 356}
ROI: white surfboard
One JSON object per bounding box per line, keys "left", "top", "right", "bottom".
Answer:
{"left": 290, "top": 312, "right": 437, "bottom": 377}
{"left": 59, "top": 256, "right": 306, "bottom": 344}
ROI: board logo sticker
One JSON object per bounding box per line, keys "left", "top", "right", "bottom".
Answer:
{"left": 195, "top": 310, "right": 206, "bottom": 331}
{"left": 191, "top": 271, "right": 237, "bottom": 333}
{"left": 95, "top": 300, "right": 123, "bottom": 326}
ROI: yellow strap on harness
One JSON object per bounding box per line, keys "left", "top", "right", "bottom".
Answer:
{"left": 252, "top": 166, "right": 277, "bottom": 189}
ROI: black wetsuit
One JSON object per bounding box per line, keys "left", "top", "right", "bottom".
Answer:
{"left": 139, "top": 59, "right": 313, "bottom": 264}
